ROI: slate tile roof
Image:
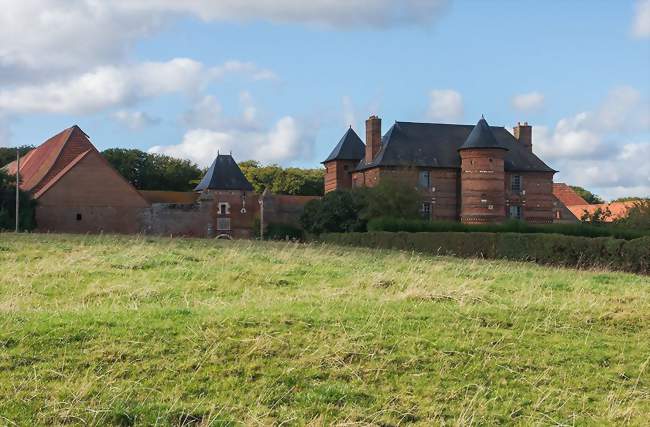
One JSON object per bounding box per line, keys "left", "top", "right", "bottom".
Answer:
{"left": 322, "top": 127, "right": 365, "bottom": 163}
{"left": 194, "top": 154, "right": 254, "bottom": 191}
{"left": 340, "top": 119, "right": 555, "bottom": 173}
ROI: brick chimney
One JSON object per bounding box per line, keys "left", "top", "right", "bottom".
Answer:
{"left": 513, "top": 121, "right": 532, "bottom": 152}
{"left": 365, "top": 115, "right": 382, "bottom": 163}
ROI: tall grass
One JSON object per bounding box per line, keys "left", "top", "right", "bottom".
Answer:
{"left": 0, "top": 233, "right": 648, "bottom": 425}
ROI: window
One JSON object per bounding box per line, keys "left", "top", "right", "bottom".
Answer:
{"left": 421, "top": 202, "right": 431, "bottom": 218}
{"left": 218, "top": 202, "right": 230, "bottom": 215}
{"left": 76, "top": 213, "right": 82, "bottom": 221}
{"left": 216, "top": 217, "right": 231, "bottom": 231}
{"left": 511, "top": 175, "right": 522, "bottom": 192}
{"left": 418, "top": 170, "right": 430, "bottom": 189}
{"left": 509, "top": 205, "right": 522, "bottom": 219}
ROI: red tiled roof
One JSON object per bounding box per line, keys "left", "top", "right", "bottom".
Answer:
{"left": 553, "top": 183, "right": 588, "bottom": 206}
{"left": 2, "top": 125, "right": 96, "bottom": 196}
{"left": 567, "top": 202, "right": 636, "bottom": 222}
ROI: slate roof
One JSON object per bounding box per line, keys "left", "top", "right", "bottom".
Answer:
{"left": 322, "top": 127, "right": 365, "bottom": 163}
{"left": 458, "top": 117, "right": 508, "bottom": 151}
{"left": 195, "top": 154, "right": 254, "bottom": 191}
{"left": 354, "top": 120, "right": 556, "bottom": 173}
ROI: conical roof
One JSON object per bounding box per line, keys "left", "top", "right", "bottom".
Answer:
{"left": 194, "top": 154, "right": 254, "bottom": 191}
{"left": 458, "top": 117, "right": 508, "bottom": 151}
{"left": 322, "top": 127, "right": 365, "bottom": 163}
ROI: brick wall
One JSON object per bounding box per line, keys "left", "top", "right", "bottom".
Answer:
{"left": 35, "top": 150, "right": 150, "bottom": 234}
{"left": 324, "top": 160, "right": 356, "bottom": 193}
{"left": 505, "top": 171, "right": 555, "bottom": 223}
{"left": 459, "top": 149, "right": 507, "bottom": 224}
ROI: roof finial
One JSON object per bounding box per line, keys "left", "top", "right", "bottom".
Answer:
{"left": 481, "top": 114, "right": 485, "bottom": 119}
{"left": 217, "top": 149, "right": 220, "bottom": 155}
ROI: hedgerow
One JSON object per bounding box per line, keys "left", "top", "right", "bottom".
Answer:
{"left": 321, "top": 232, "right": 650, "bottom": 274}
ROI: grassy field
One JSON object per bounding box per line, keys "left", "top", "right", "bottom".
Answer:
{"left": 0, "top": 234, "right": 648, "bottom": 426}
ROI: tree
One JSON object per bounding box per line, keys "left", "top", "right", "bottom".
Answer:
{"left": 300, "top": 190, "right": 366, "bottom": 235}
{"left": 358, "top": 178, "right": 423, "bottom": 221}
{"left": 0, "top": 169, "right": 36, "bottom": 231}
{"left": 0, "top": 145, "right": 34, "bottom": 168}
{"left": 611, "top": 196, "right": 650, "bottom": 203}
{"left": 102, "top": 149, "right": 202, "bottom": 191}
{"left": 615, "top": 200, "right": 650, "bottom": 230}
{"left": 580, "top": 206, "right": 612, "bottom": 224}
{"left": 239, "top": 161, "right": 324, "bottom": 196}
{"left": 570, "top": 186, "right": 604, "bottom": 204}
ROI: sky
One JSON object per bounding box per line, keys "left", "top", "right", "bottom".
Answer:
{"left": 0, "top": 0, "right": 649, "bottom": 200}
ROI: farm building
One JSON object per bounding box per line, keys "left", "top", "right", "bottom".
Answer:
{"left": 2, "top": 126, "right": 315, "bottom": 237}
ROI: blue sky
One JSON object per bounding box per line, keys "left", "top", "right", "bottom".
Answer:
{"left": 1, "top": 0, "right": 649, "bottom": 199}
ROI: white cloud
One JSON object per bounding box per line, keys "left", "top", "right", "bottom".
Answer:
{"left": 149, "top": 116, "right": 314, "bottom": 167}
{"left": 0, "top": 0, "right": 447, "bottom": 83}
{"left": 533, "top": 86, "right": 650, "bottom": 200}
{"left": 511, "top": 91, "right": 545, "bottom": 112}
{"left": 0, "top": 58, "right": 273, "bottom": 115}
{"left": 113, "top": 110, "right": 160, "bottom": 130}
{"left": 427, "top": 89, "right": 463, "bottom": 122}
{"left": 633, "top": 0, "right": 650, "bottom": 38}
{"left": 0, "top": 117, "right": 10, "bottom": 147}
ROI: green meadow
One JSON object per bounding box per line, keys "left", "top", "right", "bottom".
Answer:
{"left": 0, "top": 234, "right": 648, "bottom": 426}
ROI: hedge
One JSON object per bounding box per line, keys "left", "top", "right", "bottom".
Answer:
{"left": 367, "top": 217, "right": 647, "bottom": 240}
{"left": 320, "top": 232, "right": 650, "bottom": 275}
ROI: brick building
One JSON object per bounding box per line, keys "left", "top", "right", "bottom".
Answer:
{"left": 323, "top": 115, "right": 561, "bottom": 224}
{"left": 3, "top": 126, "right": 315, "bottom": 237}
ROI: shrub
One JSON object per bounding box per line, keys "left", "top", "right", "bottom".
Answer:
{"left": 367, "top": 217, "right": 646, "bottom": 240}
{"left": 265, "top": 223, "right": 304, "bottom": 241}
{"left": 320, "top": 232, "right": 649, "bottom": 274}
{"left": 300, "top": 190, "right": 366, "bottom": 235}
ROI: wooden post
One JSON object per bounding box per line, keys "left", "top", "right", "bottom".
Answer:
{"left": 15, "top": 147, "right": 20, "bottom": 233}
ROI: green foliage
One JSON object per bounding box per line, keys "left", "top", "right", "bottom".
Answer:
{"left": 264, "top": 223, "right": 304, "bottom": 241}
{"left": 0, "top": 169, "right": 36, "bottom": 231}
{"left": 570, "top": 185, "right": 604, "bottom": 204}
{"left": 580, "top": 206, "right": 612, "bottom": 223}
{"left": 0, "top": 234, "right": 648, "bottom": 424}
{"left": 301, "top": 180, "right": 424, "bottom": 235}
{"left": 367, "top": 217, "right": 647, "bottom": 240}
{"left": 102, "top": 148, "right": 202, "bottom": 191}
{"left": 301, "top": 190, "right": 366, "bottom": 235}
{"left": 322, "top": 232, "right": 650, "bottom": 274}
{"left": 357, "top": 178, "right": 423, "bottom": 221}
{"left": 0, "top": 145, "right": 34, "bottom": 168}
{"left": 239, "top": 160, "right": 324, "bottom": 196}
{"left": 615, "top": 199, "right": 650, "bottom": 230}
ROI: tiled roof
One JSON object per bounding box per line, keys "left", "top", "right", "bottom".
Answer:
{"left": 195, "top": 154, "right": 254, "bottom": 191}
{"left": 568, "top": 202, "right": 637, "bottom": 222}
{"left": 553, "top": 183, "right": 588, "bottom": 206}
{"left": 2, "top": 125, "right": 95, "bottom": 195}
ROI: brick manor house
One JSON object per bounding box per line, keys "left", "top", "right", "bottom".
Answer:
{"left": 323, "top": 115, "right": 568, "bottom": 224}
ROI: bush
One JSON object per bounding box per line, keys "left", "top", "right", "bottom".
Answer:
{"left": 367, "top": 217, "right": 646, "bottom": 240}
{"left": 300, "top": 190, "right": 366, "bottom": 235}
{"left": 320, "top": 232, "right": 649, "bottom": 274}
{"left": 265, "top": 223, "right": 304, "bottom": 241}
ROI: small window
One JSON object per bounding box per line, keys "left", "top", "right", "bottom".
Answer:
{"left": 511, "top": 175, "right": 522, "bottom": 192}
{"left": 418, "top": 170, "right": 430, "bottom": 189}
{"left": 509, "top": 205, "right": 522, "bottom": 219}
{"left": 216, "top": 217, "right": 231, "bottom": 231}
{"left": 218, "top": 202, "right": 230, "bottom": 215}
{"left": 421, "top": 202, "right": 431, "bottom": 217}
{"left": 556, "top": 210, "right": 561, "bottom": 220}
{"left": 76, "top": 213, "right": 82, "bottom": 221}
{"left": 343, "top": 165, "right": 349, "bottom": 171}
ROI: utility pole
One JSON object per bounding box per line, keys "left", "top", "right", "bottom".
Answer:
{"left": 15, "top": 146, "right": 20, "bottom": 233}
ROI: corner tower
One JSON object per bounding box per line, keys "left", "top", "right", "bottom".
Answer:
{"left": 458, "top": 117, "right": 509, "bottom": 224}
{"left": 322, "top": 127, "right": 365, "bottom": 193}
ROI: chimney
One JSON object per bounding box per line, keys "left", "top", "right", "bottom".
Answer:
{"left": 365, "top": 115, "right": 382, "bottom": 163}
{"left": 513, "top": 121, "right": 532, "bottom": 152}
